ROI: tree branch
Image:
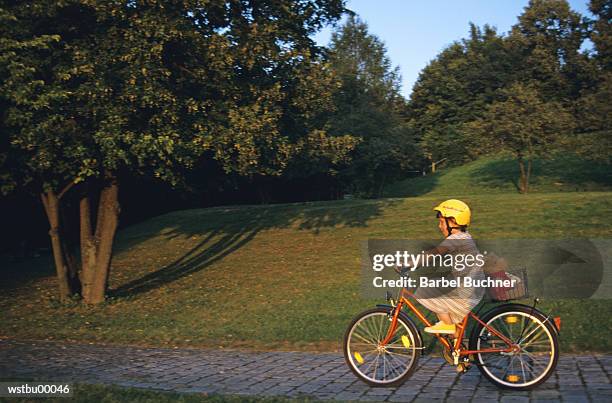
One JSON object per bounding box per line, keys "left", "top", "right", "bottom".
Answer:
{"left": 58, "top": 181, "right": 76, "bottom": 200}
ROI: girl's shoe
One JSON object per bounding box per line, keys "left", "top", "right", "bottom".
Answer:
{"left": 424, "top": 321, "right": 456, "bottom": 334}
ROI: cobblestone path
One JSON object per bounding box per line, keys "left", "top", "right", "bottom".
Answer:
{"left": 1, "top": 340, "right": 610, "bottom": 402}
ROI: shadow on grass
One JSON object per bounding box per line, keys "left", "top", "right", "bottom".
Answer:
{"left": 110, "top": 227, "right": 259, "bottom": 298}
{"left": 111, "top": 199, "right": 399, "bottom": 298}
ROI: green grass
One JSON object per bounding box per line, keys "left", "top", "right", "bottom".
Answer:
{"left": 2, "top": 156, "right": 612, "bottom": 352}
{"left": 2, "top": 190, "right": 611, "bottom": 352}
{"left": 0, "top": 383, "right": 316, "bottom": 403}
{"left": 384, "top": 155, "right": 612, "bottom": 197}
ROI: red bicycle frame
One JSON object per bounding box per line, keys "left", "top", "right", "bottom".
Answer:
{"left": 380, "top": 292, "right": 517, "bottom": 356}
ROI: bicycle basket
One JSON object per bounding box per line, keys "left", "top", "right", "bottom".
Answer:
{"left": 487, "top": 267, "right": 528, "bottom": 302}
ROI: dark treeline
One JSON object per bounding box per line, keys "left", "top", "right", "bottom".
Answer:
{"left": 1, "top": 0, "right": 610, "bottom": 302}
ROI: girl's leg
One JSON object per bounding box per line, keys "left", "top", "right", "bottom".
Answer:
{"left": 436, "top": 313, "right": 461, "bottom": 338}
{"left": 436, "top": 313, "right": 453, "bottom": 325}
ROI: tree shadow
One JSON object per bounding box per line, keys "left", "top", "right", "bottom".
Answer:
{"left": 110, "top": 198, "right": 399, "bottom": 298}
{"left": 111, "top": 226, "right": 260, "bottom": 297}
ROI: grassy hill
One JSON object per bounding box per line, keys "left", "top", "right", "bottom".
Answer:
{"left": 385, "top": 155, "right": 612, "bottom": 197}
{"left": 2, "top": 157, "right": 612, "bottom": 353}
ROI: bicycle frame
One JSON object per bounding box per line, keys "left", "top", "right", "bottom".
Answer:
{"left": 380, "top": 293, "right": 516, "bottom": 357}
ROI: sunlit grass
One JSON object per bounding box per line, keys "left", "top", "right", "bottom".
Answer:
{"left": 2, "top": 190, "right": 611, "bottom": 352}
{"left": 384, "top": 155, "right": 612, "bottom": 197}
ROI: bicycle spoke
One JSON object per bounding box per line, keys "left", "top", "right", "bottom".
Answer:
{"left": 520, "top": 355, "right": 547, "bottom": 377}
{"left": 356, "top": 319, "right": 375, "bottom": 344}
{"left": 352, "top": 330, "right": 376, "bottom": 346}
{"left": 517, "top": 354, "right": 528, "bottom": 382}
{"left": 384, "top": 352, "right": 407, "bottom": 375}
{"left": 377, "top": 314, "right": 385, "bottom": 341}
{"left": 362, "top": 319, "right": 379, "bottom": 343}
{"left": 363, "top": 320, "right": 379, "bottom": 343}
{"left": 385, "top": 350, "right": 414, "bottom": 359}
{"left": 372, "top": 352, "right": 381, "bottom": 379}
{"left": 496, "top": 317, "right": 513, "bottom": 339}
{"left": 347, "top": 312, "right": 417, "bottom": 384}
{"left": 356, "top": 348, "right": 379, "bottom": 355}
{"left": 501, "top": 355, "right": 517, "bottom": 379}
{"left": 474, "top": 311, "right": 556, "bottom": 388}
{"left": 520, "top": 328, "right": 547, "bottom": 349}
{"left": 384, "top": 342, "right": 410, "bottom": 349}
{"left": 381, "top": 356, "right": 392, "bottom": 380}
{"left": 517, "top": 320, "right": 542, "bottom": 345}
{"left": 350, "top": 341, "right": 378, "bottom": 347}
{"left": 385, "top": 354, "right": 404, "bottom": 375}
{"left": 385, "top": 349, "right": 410, "bottom": 362}
{"left": 483, "top": 354, "right": 510, "bottom": 370}
{"left": 507, "top": 319, "right": 514, "bottom": 341}
{"left": 520, "top": 349, "right": 549, "bottom": 367}
{"left": 366, "top": 353, "right": 379, "bottom": 376}
{"left": 521, "top": 339, "right": 551, "bottom": 348}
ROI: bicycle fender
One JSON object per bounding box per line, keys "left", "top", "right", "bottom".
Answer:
{"left": 473, "top": 303, "right": 559, "bottom": 341}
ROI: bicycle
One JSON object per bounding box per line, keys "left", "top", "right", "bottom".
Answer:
{"left": 343, "top": 277, "right": 560, "bottom": 390}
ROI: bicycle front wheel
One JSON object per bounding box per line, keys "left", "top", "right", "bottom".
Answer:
{"left": 343, "top": 307, "right": 420, "bottom": 387}
{"left": 469, "top": 304, "right": 559, "bottom": 390}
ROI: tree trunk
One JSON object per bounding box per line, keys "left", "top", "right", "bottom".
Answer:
{"left": 40, "top": 191, "right": 71, "bottom": 301}
{"left": 257, "top": 184, "right": 268, "bottom": 205}
{"left": 81, "top": 172, "right": 120, "bottom": 304}
{"left": 80, "top": 187, "right": 96, "bottom": 302}
{"left": 377, "top": 174, "right": 386, "bottom": 198}
{"left": 59, "top": 205, "right": 80, "bottom": 293}
{"left": 518, "top": 157, "right": 527, "bottom": 194}
{"left": 525, "top": 158, "right": 532, "bottom": 194}
{"left": 61, "top": 236, "right": 80, "bottom": 294}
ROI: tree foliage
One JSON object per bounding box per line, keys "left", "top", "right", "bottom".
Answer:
{"left": 410, "top": 24, "right": 512, "bottom": 163}
{"left": 410, "top": 0, "right": 609, "bottom": 169}
{"left": 572, "top": 0, "right": 612, "bottom": 162}
{"left": 465, "top": 83, "right": 575, "bottom": 193}
{"left": 0, "top": 0, "right": 350, "bottom": 303}
{"left": 507, "top": 0, "right": 589, "bottom": 101}
{"left": 327, "top": 16, "right": 418, "bottom": 197}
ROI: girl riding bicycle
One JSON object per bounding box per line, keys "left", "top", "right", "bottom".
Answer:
{"left": 400, "top": 199, "right": 485, "bottom": 336}
{"left": 345, "top": 199, "right": 559, "bottom": 389}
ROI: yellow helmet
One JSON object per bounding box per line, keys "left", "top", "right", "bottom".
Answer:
{"left": 433, "top": 199, "right": 471, "bottom": 226}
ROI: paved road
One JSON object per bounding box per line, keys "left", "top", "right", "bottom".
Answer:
{"left": 0, "top": 340, "right": 610, "bottom": 402}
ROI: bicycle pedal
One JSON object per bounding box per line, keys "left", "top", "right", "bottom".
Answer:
{"left": 456, "top": 363, "right": 470, "bottom": 373}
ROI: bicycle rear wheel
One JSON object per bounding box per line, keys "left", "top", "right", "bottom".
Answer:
{"left": 469, "top": 304, "right": 559, "bottom": 390}
{"left": 343, "top": 307, "right": 420, "bottom": 387}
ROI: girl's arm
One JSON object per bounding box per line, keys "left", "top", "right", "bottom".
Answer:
{"left": 395, "top": 245, "right": 451, "bottom": 275}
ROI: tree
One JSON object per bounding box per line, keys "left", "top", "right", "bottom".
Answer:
{"left": 572, "top": 0, "right": 612, "bottom": 162}
{"left": 410, "top": 1, "right": 592, "bottom": 166}
{"left": 409, "top": 24, "right": 512, "bottom": 164}
{"left": 589, "top": 0, "right": 611, "bottom": 69}
{"left": 574, "top": 71, "right": 612, "bottom": 162}
{"left": 507, "top": 0, "right": 589, "bottom": 102}
{"left": 465, "top": 83, "right": 575, "bottom": 193}
{"left": 327, "top": 16, "right": 418, "bottom": 197}
{"left": 1, "top": 0, "right": 348, "bottom": 303}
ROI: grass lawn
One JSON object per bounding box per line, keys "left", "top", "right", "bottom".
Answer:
{"left": 384, "top": 155, "right": 612, "bottom": 197}
{"left": 0, "top": 383, "right": 314, "bottom": 402}
{"left": 2, "top": 156, "right": 611, "bottom": 353}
